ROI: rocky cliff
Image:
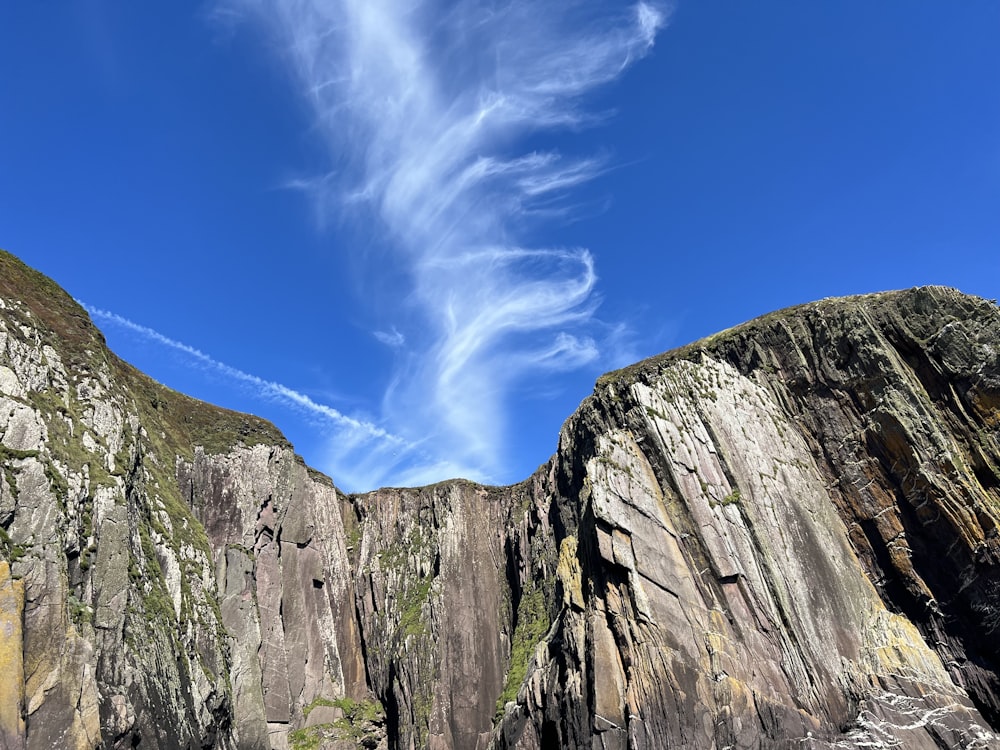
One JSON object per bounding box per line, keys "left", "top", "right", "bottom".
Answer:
{"left": 1, "top": 248, "right": 999, "bottom": 749}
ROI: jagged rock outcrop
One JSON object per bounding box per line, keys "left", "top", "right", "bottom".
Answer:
{"left": 492, "top": 287, "right": 1000, "bottom": 749}
{"left": 1, "top": 248, "right": 998, "bottom": 749}
{"left": 0, "top": 253, "right": 379, "bottom": 750}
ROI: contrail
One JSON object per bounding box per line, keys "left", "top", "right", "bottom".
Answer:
{"left": 81, "top": 302, "right": 436, "bottom": 490}
{"left": 83, "top": 302, "right": 399, "bottom": 440}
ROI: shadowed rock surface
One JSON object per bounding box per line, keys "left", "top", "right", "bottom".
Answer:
{"left": 1, "top": 248, "right": 998, "bottom": 749}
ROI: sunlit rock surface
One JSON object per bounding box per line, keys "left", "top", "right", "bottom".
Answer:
{"left": 1, "top": 248, "right": 998, "bottom": 749}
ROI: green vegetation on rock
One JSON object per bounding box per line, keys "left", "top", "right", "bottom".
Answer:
{"left": 292, "top": 697, "right": 385, "bottom": 749}
{"left": 721, "top": 489, "right": 741, "bottom": 506}
{"left": 398, "top": 576, "right": 433, "bottom": 638}
{"left": 495, "top": 581, "right": 550, "bottom": 719}
{"left": 0, "top": 526, "right": 26, "bottom": 564}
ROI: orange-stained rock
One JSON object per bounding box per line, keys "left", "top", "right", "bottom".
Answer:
{"left": 0, "top": 561, "right": 25, "bottom": 750}
{"left": 2, "top": 247, "right": 999, "bottom": 749}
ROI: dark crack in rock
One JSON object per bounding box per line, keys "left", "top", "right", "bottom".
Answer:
{"left": 1, "top": 249, "right": 998, "bottom": 749}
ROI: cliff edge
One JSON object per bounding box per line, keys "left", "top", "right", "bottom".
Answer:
{"left": 1, "top": 249, "right": 998, "bottom": 749}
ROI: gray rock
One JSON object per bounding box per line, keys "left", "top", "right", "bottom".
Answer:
{"left": 1, "top": 250, "right": 998, "bottom": 749}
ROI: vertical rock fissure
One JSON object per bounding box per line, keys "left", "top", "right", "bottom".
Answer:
{"left": 6, "top": 257, "right": 1000, "bottom": 749}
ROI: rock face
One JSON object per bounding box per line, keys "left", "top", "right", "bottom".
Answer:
{"left": 1, "top": 248, "right": 998, "bottom": 749}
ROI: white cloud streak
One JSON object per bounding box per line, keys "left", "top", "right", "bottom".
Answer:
{"left": 374, "top": 327, "right": 405, "bottom": 347}
{"left": 217, "top": 0, "right": 668, "bottom": 483}
{"left": 82, "top": 303, "right": 429, "bottom": 490}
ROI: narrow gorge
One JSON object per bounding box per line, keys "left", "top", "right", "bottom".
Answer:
{"left": 1, "top": 249, "right": 999, "bottom": 749}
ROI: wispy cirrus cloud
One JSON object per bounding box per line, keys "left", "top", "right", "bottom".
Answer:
{"left": 217, "top": 0, "right": 668, "bottom": 484}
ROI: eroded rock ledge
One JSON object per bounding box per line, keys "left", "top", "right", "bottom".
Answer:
{"left": 1, "top": 249, "right": 998, "bottom": 749}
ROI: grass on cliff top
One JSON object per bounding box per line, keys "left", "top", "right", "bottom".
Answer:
{"left": 0, "top": 249, "right": 104, "bottom": 365}
{"left": 0, "top": 249, "right": 289, "bottom": 459}
{"left": 595, "top": 285, "right": 996, "bottom": 391}
{"left": 119, "top": 357, "right": 289, "bottom": 459}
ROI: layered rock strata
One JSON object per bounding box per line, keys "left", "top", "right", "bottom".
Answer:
{"left": 1, "top": 249, "right": 998, "bottom": 749}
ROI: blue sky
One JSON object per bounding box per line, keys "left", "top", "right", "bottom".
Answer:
{"left": 2, "top": 2, "right": 998, "bottom": 491}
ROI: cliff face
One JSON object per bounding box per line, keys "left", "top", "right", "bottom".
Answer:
{"left": 499, "top": 288, "right": 1000, "bottom": 750}
{"left": 0, "top": 252, "right": 368, "bottom": 750}
{"left": 1, "top": 249, "right": 998, "bottom": 749}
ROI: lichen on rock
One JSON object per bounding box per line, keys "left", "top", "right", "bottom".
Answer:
{"left": 1, "top": 249, "right": 999, "bottom": 749}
